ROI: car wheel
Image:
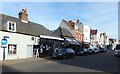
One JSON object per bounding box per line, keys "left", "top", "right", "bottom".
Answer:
{"left": 72, "top": 55, "right": 75, "bottom": 58}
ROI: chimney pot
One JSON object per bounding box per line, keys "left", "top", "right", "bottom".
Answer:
{"left": 77, "top": 20, "right": 80, "bottom": 23}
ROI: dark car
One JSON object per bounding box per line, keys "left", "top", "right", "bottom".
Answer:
{"left": 99, "top": 48, "right": 107, "bottom": 52}
{"left": 77, "top": 48, "right": 85, "bottom": 56}
{"left": 114, "top": 44, "right": 120, "bottom": 57}
{"left": 52, "top": 48, "right": 75, "bottom": 59}
{"left": 88, "top": 48, "right": 94, "bottom": 54}
{"left": 83, "top": 48, "right": 89, "bottom": 55}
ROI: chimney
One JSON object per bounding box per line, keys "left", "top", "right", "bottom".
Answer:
{"left": 77, "top": 20, "right": 80, "bottom": 23}
{"left": 68, "top": 20, "right": 75, "bottom": 29}
{"left": 18, "top": 9, "right": 28, "bottom": 23}
{"left": 69, "top": 20, "right": 72, "bottom": 23}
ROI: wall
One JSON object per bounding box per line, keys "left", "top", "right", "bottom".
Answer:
{"left": 59, "top": 20, "right": 73, "bottom": 33}
{"left": 73, "top": 29, "right": 83, "bottom": 42}
{"left": 0, "top": 31, "right": 35, "bottom": 60}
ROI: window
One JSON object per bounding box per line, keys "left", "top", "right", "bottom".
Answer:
{"left": 31, "top": 37, "right": 34, "bottom": 40}
{"left": 8, "top": 44, "right": 17, "bottom": 54}
{"left": 7, "top": 21, "right": 16, "bottom": 32}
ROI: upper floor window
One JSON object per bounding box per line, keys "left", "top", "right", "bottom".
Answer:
{"left": 7, "top": 21, "right": 16, "bottom": 32}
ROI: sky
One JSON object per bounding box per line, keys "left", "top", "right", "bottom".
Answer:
{"left": 0, "top": 2, "right": 118, "bottom": 39}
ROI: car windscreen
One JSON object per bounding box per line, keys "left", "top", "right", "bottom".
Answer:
{"left": 67, "top": 48, "right": 74, "bottom": 53}
{"left": 59, "top": 48, "right": 66, "bottom": 52}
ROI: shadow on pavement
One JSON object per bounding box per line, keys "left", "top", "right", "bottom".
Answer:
{"left": 2, "top": 64, "right": 23, "bottom": 74}
{"left": 44, "top": 51, "right": 120, "bottom": 74}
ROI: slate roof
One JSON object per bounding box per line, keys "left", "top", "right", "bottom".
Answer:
{"left": 0, "top": 14, "right": 2, "bottom": 30}
{"left": 0, "top": 13, "right": 55, "bottom": 36}
{"left": 53, "top": 27, "right": 74, "bottom": 38}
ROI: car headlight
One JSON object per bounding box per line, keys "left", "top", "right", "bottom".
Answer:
{"left": 58, "top": 54, "right": 63, "bottom": 56}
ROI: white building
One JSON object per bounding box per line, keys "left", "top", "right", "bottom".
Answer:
{"left": 0, "top": 31, "right": 35, "bottom": 60}
{"left": 0, "top": 9, "right": 62, "bottom": 60}
{"left": 0, "top": 9, "right": 36, "bottom": 60}
{"left": 99, "top": 32, "right": 108, "bottom": 48}
{"left": 90, "top": 29, "right": 100, "bottom": 46}
{"left": 83, "top": 25, "right": 90, "bottom": 43}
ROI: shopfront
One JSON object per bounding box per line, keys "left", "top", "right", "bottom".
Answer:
{"left": 39, "top": 35, "right": 64, "bottom": 57}
{"left": 64, "top": 38, "right": 81, "bottom": 54}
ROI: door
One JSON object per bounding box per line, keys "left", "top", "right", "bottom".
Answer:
{"left": 27, "top": 45, "right": 33, "bottom": 58}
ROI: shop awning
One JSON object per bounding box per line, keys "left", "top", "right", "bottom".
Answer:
{"left": 66, "top": 38, "right": 80, "bottom": 45}
{"left": 40, "top": 35, "right": 64, "bottom": 41}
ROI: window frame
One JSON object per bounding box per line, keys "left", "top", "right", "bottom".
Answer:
{"left": 7, "top": 21, "right": 16, "bottom": 32}
{"left": 8, "top": 44, "right": 17, "bottom": 55}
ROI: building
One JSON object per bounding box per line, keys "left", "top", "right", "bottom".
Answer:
{"left": 0, "top": 9, "right": 63, "bottom": 60}
{"left": 99, "top": 32, "right": 109, "bottom": 48}
{"left": 82, "top": 25, "right": 90, "bottom": 44}
{"left": 53, "top": 27, "right": 80, "bottom": 54}
{"left": 90, "top": 29, "right": 100, "bottom": 47}
{"left": 59, "top": 19, "right": 83, "bottom": 42}
{"left": 108, "top": 38, "right": 118, "bottom": 50}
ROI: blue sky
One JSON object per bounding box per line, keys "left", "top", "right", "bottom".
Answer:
{"left": 1, "top": 2, "right": 118, "bottom": 39}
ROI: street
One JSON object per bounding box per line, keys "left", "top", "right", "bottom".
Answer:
{"left": 2, "top": 50, "right": 120, "bottom": 73}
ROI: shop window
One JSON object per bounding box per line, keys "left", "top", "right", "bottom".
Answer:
{"left": 8, "top": 44, "right": 17, "bottom": 54}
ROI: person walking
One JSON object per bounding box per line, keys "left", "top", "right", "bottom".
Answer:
{"left": 33, "top": 48, "right": 39, "bottom": 58}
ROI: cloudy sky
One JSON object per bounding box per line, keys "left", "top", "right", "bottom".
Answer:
{"left": 1, "top": 2, "right": 118, "bottom": 39}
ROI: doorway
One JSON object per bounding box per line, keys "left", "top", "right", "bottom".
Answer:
{"left": 27, "top": 45, "right": 33, "bottom": 58}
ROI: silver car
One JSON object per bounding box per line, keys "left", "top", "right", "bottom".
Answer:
{"left": 114, "top": 44, "right": 120, "bottom": 57}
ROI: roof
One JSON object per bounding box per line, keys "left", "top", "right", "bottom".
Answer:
{"left": 53, "top": 27, "right": 74, "bottom": 38}
{"left": 63, "top": 19, "right": 75, "bottom": 29}
{"left": 0, "top": 13, "right": 55, "bottom": 36}
{"left": 0, "top": 14, "right": 2, "bottom": 30}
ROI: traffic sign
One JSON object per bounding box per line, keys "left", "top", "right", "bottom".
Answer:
{"left": 1, "top": 39, "right": 8, "bottom": 45}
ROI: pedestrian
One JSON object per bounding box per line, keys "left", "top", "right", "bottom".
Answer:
{"left": 33, "top": 48, "right": 37, "bottom": 58}
{"left": 40, "top": 44, "right": 43, "bottom": 57}
{"left": 33, "top": 48, "right": 39, "bottom": 58}
{"left": 36, "top": 48, "right": 39, "bottom": 58}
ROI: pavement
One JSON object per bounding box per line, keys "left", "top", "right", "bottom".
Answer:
{"left": 2, "top": 57, "right": 47, "bottom": 65}
{"left": 2, "top": 57, "right": 55, "bottom": 72}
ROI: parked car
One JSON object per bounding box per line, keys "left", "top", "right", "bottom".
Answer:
{"left": 99, "top": 48, "right": 107, "bottom": 52}
{"left": 92, "top": 45, "right": 100, "bottom": 54}
{"left": 114, "top": 44, "right": 120, "bottom": 57}
{"left": 83, "top": 48, "right": 89, "bottom": 55}
{"left": 52, "top": 48, "right": 75, "bottom": 59}
{"left": 88, "top": 48, "right": 94, "bottom": 54}
{"left": 77, "top": 48, "right": 85, "bottom": 56}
